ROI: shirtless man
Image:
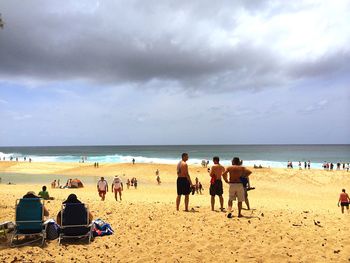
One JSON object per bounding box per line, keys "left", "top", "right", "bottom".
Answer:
{"left": 223, "top": 157, "right": 252, "bottom": 218}
{"left": 338, "top": 189, "right": 350, "bottom": 214}
{"left": 209, "top": 156, "right": 225, "bottom": 211}
{"left": 176, "top": 153, "right": 193, "bottom": 211}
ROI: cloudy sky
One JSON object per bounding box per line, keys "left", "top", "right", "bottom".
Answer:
{"left": 0, "top": 0, "right": 349, "bottom": 146}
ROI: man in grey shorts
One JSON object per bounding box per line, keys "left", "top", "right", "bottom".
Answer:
{"left": 223, "top": 157, "right": 252, "bottom": 218}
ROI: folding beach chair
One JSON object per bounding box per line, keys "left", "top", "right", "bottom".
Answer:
{"left": 58, "top": 203, "right": 93, "bottom": 244}
{"left": 10, "top": 198, "right": 46, "bottom": 247}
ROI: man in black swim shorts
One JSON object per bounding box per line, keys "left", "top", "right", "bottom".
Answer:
{"left": 176, "top": 153, "right": 193, "bottom": 211}
{"left": 209, "top": 156, "right": 225, "bottom": 211}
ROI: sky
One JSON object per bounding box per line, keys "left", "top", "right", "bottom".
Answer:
{"left": 0, "top": 0, "right": 349, "bottom": 146}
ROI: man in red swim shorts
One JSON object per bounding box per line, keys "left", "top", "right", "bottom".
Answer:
{"left": 97, "top": 177, "right": 108, "bottom": 201}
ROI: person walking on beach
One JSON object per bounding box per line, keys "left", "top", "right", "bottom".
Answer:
{"left": 338, "top": 189, "right": 350, "bottom": 214}
{"left": 223, "top": 157, "right": 252, "bottom": 218}
{"left": 126, "top": 178, "right": 130, "bottom": 189}
{"left": 112, "top": 175, "right": 123, "bottom": 201}
{"left": 209, "top": 156, "right": 225, "bottom": 211}
{"left": 176, "top": 153, "right": 193, "bottom": 211}
{"left": 97, "top": 177, "right": 108, "bottom": 201}
{"left": 134, "top": 178, "right": 138, "bottom": 189}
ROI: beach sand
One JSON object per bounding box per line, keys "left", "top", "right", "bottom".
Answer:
{"left": 0, "top": 162, "right": 349, "bottom": 262}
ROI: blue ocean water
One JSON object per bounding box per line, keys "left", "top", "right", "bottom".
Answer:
{"left": 0, "top": 145, "right": 349, "bottom": 169}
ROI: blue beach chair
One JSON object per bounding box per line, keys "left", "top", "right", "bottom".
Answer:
{"left": 10, "top": 198, "right": 46, "bottom": 247}
{"left": 58, "top": 203, "right": 93, "bottom": 244}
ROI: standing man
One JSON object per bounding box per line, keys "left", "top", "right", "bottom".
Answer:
{"left": 97, "top": 177, "right": 108, "bottom": 201}
{"left": 338, "top": 189, "right": 350, "bottom": 214}
{"left": 112, "top": 175, "right": 123, "bottom": 201}
{"left": 176, "top": 153, "right": 193, "bottom": 211}
{"left": 223, "top": 157, "right": 252, "bottom": 218}
{"left": 209, "top": 156, "right": 225, "bottom": 211}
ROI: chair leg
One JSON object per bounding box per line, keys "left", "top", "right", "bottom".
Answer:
{"left": 10, "top": 233, "right": 16, "bottom": 247}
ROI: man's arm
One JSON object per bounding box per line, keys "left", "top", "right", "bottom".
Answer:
{"left": 244, "top": 168, "right": 252, "bottom": 177}
{"left": 184, "top": 163, "right": 193, "bottom": 186}
{"left": 222, "top": 169, "right": 229, "bottom": 183}
{"left": 210, "top": 167, "right": 215, "bottom": 178}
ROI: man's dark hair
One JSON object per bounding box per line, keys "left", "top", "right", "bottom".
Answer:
{"left": 342, "top": 189, "right": 346, "bottom": 193}
{"left": 182, "top": 153, "right": 188, "bottom": 159}
{"left": 232, "top": 157, "right": 241, "bottom": 165}
{"left": 213, "top": 156, "right": 220, "bottom": 163}
{"left": 42, "top": 186, "right": 47, "bottom": 191}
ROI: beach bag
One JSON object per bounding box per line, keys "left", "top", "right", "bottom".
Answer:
{"left": 92, "top": 219, "right": 114, "bottom": 237}
{"left": 45, "top": 220, "right": 60, "bottom": 240}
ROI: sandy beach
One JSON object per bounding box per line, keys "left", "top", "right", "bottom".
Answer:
{"left": 0, "top": 161, "right": 349, "bottom": 262}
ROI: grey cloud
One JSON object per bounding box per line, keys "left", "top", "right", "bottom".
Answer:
{"left": 287, "top": 50, "right": 350, "bottom": 79}
{"left": 0, "top": 0, "right": 348, "bottom": 94}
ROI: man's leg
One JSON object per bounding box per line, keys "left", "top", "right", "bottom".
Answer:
{"left": 176, "top": 195, "right": 181, "bottom": 211}
{"left": 341, "top": 206, "right": 344, "bottom": 214}
{"left": 227, "top": 199, "right": 233, "bottom": 218}
{"left": 219, "top": 195, "right": 224, "bottom": 211}
{"left": 245, "top": 191, "right": 250, "bottom": 210}
{"left": 119, "top": 190, "right": 122, "bottom": 201}
{"left": 184, "top": 195, "right": 189, "bottom": 211}
{"left": 211, "top": 196, "right": 215, "bottom": 211}
{"left": 114, "top": 192, "right": 118, "bottom": 201}
{"left": 238, "top": 201, "right": 243, "bottom": 217}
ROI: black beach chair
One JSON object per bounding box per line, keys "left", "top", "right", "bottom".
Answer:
{"left": 58, "top": 203, "right": 93, "bottom": 244}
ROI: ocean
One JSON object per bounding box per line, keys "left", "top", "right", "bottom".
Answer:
{"left": 0, "top": 145, "right": 349, "bottom": 169}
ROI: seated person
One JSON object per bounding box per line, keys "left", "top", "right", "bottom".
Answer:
{"left": 38, "top": 186, "right": 54, "bottom": 200}
{"left": 56, "top": 194, "right": 93, "bottom": 225}
{"left": 22, "top": 191, "right": 49, "bottom": 217}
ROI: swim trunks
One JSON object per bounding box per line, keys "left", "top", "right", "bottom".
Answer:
{"left": 340, "top": 202, "right": 349, "bottom": 207}
{"left": 209, "top": 180, "right": 223, "bottom": 196}
{"left": 114, "top": 187, "right": 122, "bottom": 193}
{"left": 177, "top": 177, "right": 191, "bottom": 195}
{"left": 228, "top": 183, "right": 245, "bottom": 202}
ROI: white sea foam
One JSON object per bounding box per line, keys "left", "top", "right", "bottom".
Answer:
{"left": 1, "top": 153, "right": 324, "bottom": 169}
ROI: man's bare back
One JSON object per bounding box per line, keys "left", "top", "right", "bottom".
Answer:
{"left": 210, "top": 164, "right": 225, "bottom": 180}
{"left": 223, "top": 165, "right": 251, "bottom": 183}
{"left": 177, "top": 160, "right": 189, "bottom": 178}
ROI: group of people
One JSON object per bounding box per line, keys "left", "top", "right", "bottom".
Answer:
{"left": 323, "top": 162, "right": 349, "bottom": 171}
{"left": 176, "top": 153, "right": 253, "bottom": 218}
{"left": 0, "top": 156, "right": 32, "bottom": 162}
{"left": 51, "top": 179, "right": 83, "bottom": 189}
{"left": 97, "top": 176, "right": 125, "bottom": 201}
{"left": 288, "top": 160, "right": 311, "bottom": 169}
{"left": 201, "top": 160, "right": 209, "bottom": 168}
